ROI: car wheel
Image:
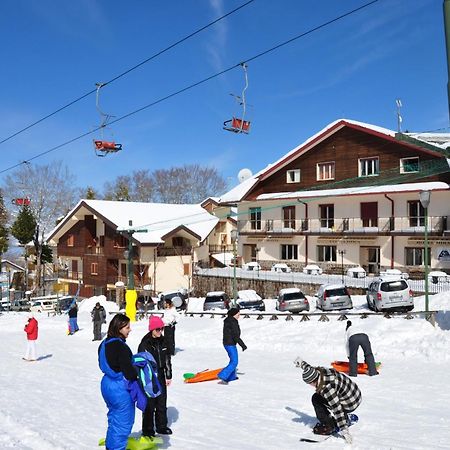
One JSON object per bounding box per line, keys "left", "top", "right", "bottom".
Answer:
{"left": 367, "top": 297, "right": 373, "bottom": 311}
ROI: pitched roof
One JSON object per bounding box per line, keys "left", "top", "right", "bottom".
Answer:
{"left": 47, "top": 199, "right": 219, "bottom": 245}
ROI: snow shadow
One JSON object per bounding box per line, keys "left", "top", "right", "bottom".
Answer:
{"left": 436, "top": 311, "right": 450, "bottom": 330}
{"left": 285, "top": 406, "right": 316, "bottom": 426}
{"left": 167, "top": 406, "right": 179, "bottom": 426}
{"left": 36, "top": 354, "right": 53, "bottom": 361}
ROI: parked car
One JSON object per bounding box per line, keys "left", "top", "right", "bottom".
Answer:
{"left": 158, "top": 289, "right": 188, "bottom": 310}
{"left": 203, "top": 291, "right": 230, "bottom": 311}
{"left": 237, "top": 289, "right": 265, "bottom": 311}
{"left": 243, "top": 262, "right": 261, "bottom": 271}
{"left": 303, "top": 264, "right": 323, "bottom": 275}
{"left": 271, "top": 263, "right": 292, "bottom": 273}
{"left": 30, "top": 299, "right": 56, "bottom": 313}
{"left": 366, "top": 277, "right": 414, "bottom": 312}
{"left": 10, "top": 299, "right": 31, "bottom": 312}
{"left": 276, "top": 288, "right": 309, "bottom": 313}
{"left": 316, "top": 284, "right": 353, "bottom": 311}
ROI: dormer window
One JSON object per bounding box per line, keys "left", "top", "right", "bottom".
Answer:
{"left": 400, "top": 157, "right": 419, "bottom": 173}
{"left": 286, "top": 169, "right": 301, "bottom": 183}
{"left": 359, "top": 157, "right": 379, "bottom": 177}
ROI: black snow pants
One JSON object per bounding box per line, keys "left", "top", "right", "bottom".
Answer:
{"left": 142, "top": 374, "right": 168, "bottom": 436}
{"left": 312, "top": 393, "right": 352, "bottom": 428}
{"left": 348, "top": 333, "right": 378, "bottom": 376}
{"left": 164, "top": 325, "right": 176, "bottom": 356}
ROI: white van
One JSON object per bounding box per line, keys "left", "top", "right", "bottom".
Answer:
{"left": 30, "top": 299, "right": 55, "bottom": 313}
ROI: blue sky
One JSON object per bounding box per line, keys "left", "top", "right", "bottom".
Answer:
{"left": 0, "top": 0, "right": 447, "bottom": 194}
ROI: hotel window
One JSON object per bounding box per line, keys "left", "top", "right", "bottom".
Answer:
{"left": 405, "top": 247, "right": 430, "bottom": 266}
{"left": 400, "top": 157, "right": 419, "bottom": 173}
{"left": 316, "top": 161, "right": 335, "bottom": 181}
{"left": 249, "top": 207, "right": 262, "bottom": 230}
{"left": 91, "top": 262, "right": 98, "bottom": 275}
{"left": 408, "top": 200, "right": 425, "bottom": 227}
{"left": 281, "top": 244, "right": 298, "bottom": 260}
{"left": 286, "top": 169, "right": 301, "bottom": 183}
{"left": 359, "top": 157, "right": 379, "bottom": 177}
{"left": 67, "top": 234, "right": 74, "bottom": 247}
{"left": 319, "top": 204, "right": 334, "bottom": 229}
{"left": 317, "top": 245, "right": 337, "bottom": 262}
{"left": 283, "top": 206, "right": 296, "bottom": 229}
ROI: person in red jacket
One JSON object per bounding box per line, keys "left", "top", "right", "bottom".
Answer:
{"left": 23, "top": 314, "right": 38, "bottom": 361}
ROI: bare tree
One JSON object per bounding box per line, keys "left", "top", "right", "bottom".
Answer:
{"left": 102, "top": 171, "right": 154, "bottom": 202}
{"left": 4, "top": 161, "right": 78, "bottom": 291}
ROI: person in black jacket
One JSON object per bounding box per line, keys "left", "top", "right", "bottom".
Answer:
{"left": 98, "top": 313, "right": 137, "bottom": 450}
{"left": 68, "top": 302, "right": 79, "bottom": 335}
{"left": 138, "top": 315, "right": 173, "bottom": 437}
{"left": 217, "top": 307, "right": 247, "bottom": 384}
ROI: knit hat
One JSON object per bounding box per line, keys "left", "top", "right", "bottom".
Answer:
{"left": 148, "top": 315, "right": 165, "bottom": 331}
{"left": 346, "top": 320, "right": 352, "bottom": 331}
{"left": 301, "top": 361, "right": 319, "bottom": 384}
{"left": 227, "top": 307, "right": 240, "bottom": 317}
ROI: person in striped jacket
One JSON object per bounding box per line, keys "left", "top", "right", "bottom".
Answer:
{"left": 294, "top": 357, "right": 361, "bottom": 444}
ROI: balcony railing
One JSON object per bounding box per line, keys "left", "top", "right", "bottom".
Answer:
{"left": 238, "top": 216, "right": 447, "bottom": 235}
{"left": 209, "top": 244, "right": 234, "bottom": 253}
{"left": 85, "top": 246, "right": 104, "bottom": 255}
{"left": 56, "top": 270, "right": 82, "bottom": 281}
{"left": 157, "top": 246, "right": 193, "bottom": 257}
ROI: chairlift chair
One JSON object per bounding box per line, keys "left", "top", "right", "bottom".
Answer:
{"left": 12, "top": 197, "right": 31, "bottom": 206}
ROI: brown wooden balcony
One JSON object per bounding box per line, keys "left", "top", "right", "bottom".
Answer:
{"left": 157, "top": 246, "right": 193, "bottom": 257}
{"left": 57, "top": 270, "right": 83, "bottom": 281}
{"left": 209, "top": 244, "right": 234, "bottom": 253}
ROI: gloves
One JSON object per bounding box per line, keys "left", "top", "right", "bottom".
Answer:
{"left": 293, "top": 356, "right": 303, "bottom": 368}
{"left": 341, "top": 428, "right": 353, "bottom": 444}
{"left": 241, "top": 344, "right": 247, "bottom": 352}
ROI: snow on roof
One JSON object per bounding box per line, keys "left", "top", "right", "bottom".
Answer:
{"left": 219, "top": 175, "right": 259, "bottom": 204}
{"left": 49, "top": 199, "right": 219, "bottom": 244}
{"left": 257, "top": 181, "right": 449, "bottom": 201}
{"left": 279, "top": 287, "right": 302, "bottom": 294}
{"left": 405, "top": 132, "right": 450, "bottom": 149}
{"left": 211, "top": 252, "right": 234, "bottom": 266}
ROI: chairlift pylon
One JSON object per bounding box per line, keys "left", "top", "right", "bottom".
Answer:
{"left": 93, "top": 82, "right": 122, "bottom": 157}
{"left": 223, "top": 63, "right": 251, "bottom": 134}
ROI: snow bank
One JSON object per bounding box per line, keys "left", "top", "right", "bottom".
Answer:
{"left": 78, "top": 295, "right": 119, "bottom": 314}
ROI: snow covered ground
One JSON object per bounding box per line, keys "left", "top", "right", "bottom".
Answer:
{"left": 1, "top": 293, "right": 450, "bottom": 449}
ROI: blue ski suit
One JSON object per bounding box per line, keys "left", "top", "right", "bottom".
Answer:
{"left": 99, "top": 337, "right": 137, "bottom": 450}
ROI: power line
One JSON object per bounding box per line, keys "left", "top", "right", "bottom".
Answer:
{"left": 0, "top": 0, "right": 255, "bottom": 147}
{"left": 0, "top": 0, "right": 379, "bottom": 176}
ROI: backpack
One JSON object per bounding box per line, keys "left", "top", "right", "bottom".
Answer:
{"left": 132, "top": 351, "right": 162, "bottom": 399}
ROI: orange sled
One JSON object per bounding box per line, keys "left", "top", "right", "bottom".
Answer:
{"left": 184, "top": 368, "right": 223, "bottom": 383}
{"left": 331, "top": 360, "right": 381, "bottom": 375}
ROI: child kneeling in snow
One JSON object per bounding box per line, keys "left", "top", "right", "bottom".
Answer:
{"left": 294, "top": 357, "right": 361, "bottom": 444}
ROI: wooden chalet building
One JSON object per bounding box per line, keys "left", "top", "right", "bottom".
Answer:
{"left": 219, "top": 119, "right": 450, "bottom": 276}
{"left": 47, "top": 200, "right": 219, "bottom": 298}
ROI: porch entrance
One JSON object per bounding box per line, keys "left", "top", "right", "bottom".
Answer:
{"left": 360, "top": 246, "right": 380, "bottom": 275}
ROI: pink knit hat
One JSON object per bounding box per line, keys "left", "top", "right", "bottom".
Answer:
{"left": 148, "top": 315, "right": 165, "bottom": 331}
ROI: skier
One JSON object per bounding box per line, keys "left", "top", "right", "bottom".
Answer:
{"left": 23, "top": 314, "right": 38, "bottom": 361}
{"left": 294, "top": 357, "right": 361, "bottom": 444}
{"left": 91, "top": 302, "right": 107, "bottom": 341}
{"left": 68, "top": 301, "right": 79, "bottom": 334}
{"left": 217, "top": 307, "right": 247, "bottom": 384}
{"left": 345, "top": 320, "right": 378, "bottom": 376}
{"left": 98, "top": 313, "right": 137, "bottom": 450}
{"left": 138, "top": 315, "right": 173, "bottom": 437}
{"left": 162, "top": 299, "right": 179, "bottom": 356}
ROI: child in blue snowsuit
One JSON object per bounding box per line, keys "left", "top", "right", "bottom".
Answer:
{"left": 218, "top": 307, "right": 247, "bottom": 384}
{"left": 98, "top": 314, "right": 137, "bottom": 450}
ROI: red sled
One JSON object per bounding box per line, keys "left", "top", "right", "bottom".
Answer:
{"left": 184, "top": 368, "right": 222, "bottom": 384}
{"left": 331, "top": 360, "right": 381, "bottom": 375}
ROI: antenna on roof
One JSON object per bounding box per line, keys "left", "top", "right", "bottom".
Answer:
{"left": 238, "top": 168, "right": 252, "bottom": 183}
{"left": 396, "top": 99, "right": 403, "bottom": 133}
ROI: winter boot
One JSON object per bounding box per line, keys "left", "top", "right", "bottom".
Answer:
{"left": 313, "top": 423, "right": 334, "bottom": 435}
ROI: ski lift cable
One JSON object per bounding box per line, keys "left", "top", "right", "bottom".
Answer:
{"left": 0, "top": 0, "right": 379, "bottom": 175}
{"left": 0, "top": 0, "right": 256, "bottom": 147}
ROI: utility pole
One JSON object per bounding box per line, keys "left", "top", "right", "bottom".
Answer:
{"left": 444, "top": 0, "right": 450, "bottom": 120}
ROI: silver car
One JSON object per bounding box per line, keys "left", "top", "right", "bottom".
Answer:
{"left": 316, "top": 284, "right": 353, "bottom": 311}
{"left": 203, "top": 291, "right": 230, "bottom": 311}
{"left": 276, "top": 288, "right": 309, "bottom": 313}
{"left": 366, "top": 277, "right": 414, "bottom": 312}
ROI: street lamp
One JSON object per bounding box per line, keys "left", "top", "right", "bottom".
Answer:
{"left": 419, "top": 190, "right": 431, "bottom": 313}
{"left": 338, "top": 249, "right": 346, "bottom": 284}
{"left": 230, "top": 229, "right": 238, "bottom": 307}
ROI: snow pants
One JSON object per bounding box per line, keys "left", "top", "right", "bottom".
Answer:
{"left": 164, "top": 325, "right": 175, "bottom": 355}
{"left": 348, "top": 333, "right": 377, "bottom": 376}
{"left": 24, "top": 340, "right": 37, "bottom": 360}
{"left": 93, "top": 320, "right": 103, "bottom": 340}
{"left": 218, "top": 345, "right": 238, "bottom": 382}
{"left": 312, "top": 393, "right": 354, "bottom": 428}
{"left": 69, "top": 317, "right": 79, "bottom": 334}
{"left": 101, "top": 376, "right": 135, "bottom": 450}
{"left": 142, "top": 375, "right": 168, "bottom": 436}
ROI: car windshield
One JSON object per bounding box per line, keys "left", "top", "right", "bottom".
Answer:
{"left": 326, "top": 288, "right": 348, "bottom": 297}
{"left": 380, "top": 280, "right": 408, "bottom": 292}
{"left": 205, "top": 296, "right": 224, "bottom": 303}
{"left": 284, "top": 292, "right": 305, "bottom": 301}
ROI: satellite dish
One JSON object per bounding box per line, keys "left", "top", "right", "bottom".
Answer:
{"left": 238, "top": 168, "right": 252, "bottom": 183}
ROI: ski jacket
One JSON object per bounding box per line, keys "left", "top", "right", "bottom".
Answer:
{"left": 316, "top": 366, "right": 362, "bottom": 430}
{"left": 24, "top": 318, "right": 38, "bottom": 340}
{"left": 138, "top": 333, "right": 172, "bottom": 380}
{"left": 99, "top": 337, "right": 137, "bottom": 381}
{"left": 162, "top": 307, "right": 179, "bottom": 326}
{"left": 345, "top": 323, "right": 369, "bottom": 357}
{"left": 223, "top": 316, "right": 246, "bottom": 350}
{"left": 68, "top": 304, "right": 78, "bottom": 318}
{"left": 91, "top": 306, "right": 107, "bottom": 322}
